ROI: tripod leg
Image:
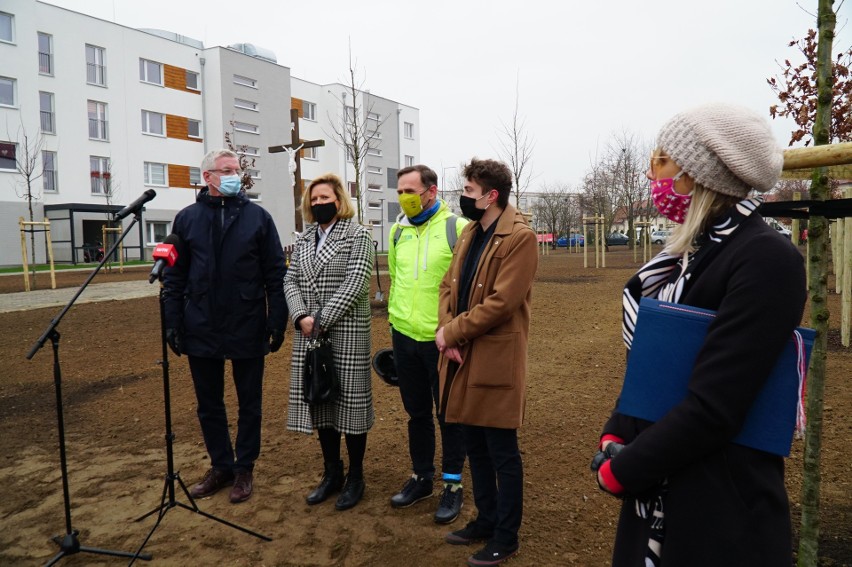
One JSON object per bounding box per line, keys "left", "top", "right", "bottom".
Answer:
{"left": 134, "top": 473, "right": 171, "bottom": 522}
{"left": 44, "top": 531, "right": 152, "bottom": 567}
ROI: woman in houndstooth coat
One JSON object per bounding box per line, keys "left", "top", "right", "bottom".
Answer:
{"left": 284, "top": 173, "right": 374, "bottom": 511}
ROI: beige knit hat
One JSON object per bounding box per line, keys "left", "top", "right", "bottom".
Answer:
{"left": 657, "top": 103, "right": 784, "bottom": 198}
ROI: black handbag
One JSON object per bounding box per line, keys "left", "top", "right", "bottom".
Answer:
{"left": 302, "top": 317, "right": 338, "bottom": 405}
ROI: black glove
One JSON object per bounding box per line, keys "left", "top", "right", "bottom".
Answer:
{"left": 267, "top": 329, "right": 285, "bottom": 353}
{"left": 165, "top": 328, "right": 182, "bottom": 357}
{"left": 590, "top": 441, "right": 625, "bottom": 472}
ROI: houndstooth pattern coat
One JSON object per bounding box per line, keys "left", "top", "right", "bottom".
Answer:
{"left": 284, "top": 218, "right": 374, "bottom": 435}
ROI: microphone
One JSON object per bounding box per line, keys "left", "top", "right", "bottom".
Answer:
{"left": 149, "top": 233, "right": 181, "bottom": 283}
{"left": 114, "top": 189, "right": 156, "bottom": 221}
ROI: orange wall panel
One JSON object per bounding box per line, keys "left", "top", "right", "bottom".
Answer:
{"left": 166, "top": 114, "right": 188, "bottom": 140}
{"left": 291, "top": 97, "right": 304, "bottom": 117}
{"left": 170, "top": 164, "right": 192, "bottom": 189}
{"left": 164, "top": 64, "right": 199, "bottom": 94}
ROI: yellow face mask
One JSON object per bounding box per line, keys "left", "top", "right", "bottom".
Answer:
{"left": 399, "top": 192, "right": 425, "bottom": 218}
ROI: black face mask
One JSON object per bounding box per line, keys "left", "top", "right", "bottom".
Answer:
{"left": 312, "top": 202, "right": 338, "bottom": 225}
{"left": 459, "top": 194, "right": 487, "bottom": 221}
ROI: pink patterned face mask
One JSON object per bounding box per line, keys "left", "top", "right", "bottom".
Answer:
{"left": 651, "top": 171, "right": 691, "bottom": 224}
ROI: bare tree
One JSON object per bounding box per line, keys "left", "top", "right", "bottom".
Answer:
{"left": 326, "top": 43, "right": 384, "bottom": 223}
{"left": 225, "top": 120, "right": 257, "bottom": 192}
{"left": 530, "top": 183, "right": 567, "bottom": 237}
{"left": 497, "top": 78, "right": 535, "bottom": 208}
{"left": 7, "top": 121, "right": 45, "bottom": 284}
{"left": 580, "top": 157, "right": 621, "bottom": 245}
{"left": 604, "top": 131, "right": 652, "bottom": 246}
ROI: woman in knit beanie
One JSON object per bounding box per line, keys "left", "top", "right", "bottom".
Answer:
{"left": 592, "top": 103, "right": 807, "bottom": 566}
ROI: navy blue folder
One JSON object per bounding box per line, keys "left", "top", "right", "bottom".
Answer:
{"left": 616, "top": 297, "right": 815, "bottom": 456}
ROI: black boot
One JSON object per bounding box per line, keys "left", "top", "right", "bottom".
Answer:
{"left": 306, "top": 460, "right": 344, "bottom": 505}
{"left": 334, "top": 473, "right": 365, "bottom": 511}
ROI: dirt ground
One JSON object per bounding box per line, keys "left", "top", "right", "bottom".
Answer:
{"left": 0, "top": 249, "right": 849, "bottom": 566}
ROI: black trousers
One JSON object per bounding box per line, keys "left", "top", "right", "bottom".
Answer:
{"left": 392, "top": 329, "right": 465, "bottom": 478}
{"left": 463, "top": 424, "right": 523, "bottom": 547}
{"left": 188, "top": 355, "right": 264, "bottom": 473}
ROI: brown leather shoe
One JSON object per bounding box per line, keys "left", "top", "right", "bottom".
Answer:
{"left": 189, "top": 468, "right": 234, "bottom": 499}
{"left": 229, "top": 470, "right": 253, "bottom": 503}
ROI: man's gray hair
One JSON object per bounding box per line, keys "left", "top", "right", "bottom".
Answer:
{"left": 201, "top": 149, "right": 239, "bottom": 172}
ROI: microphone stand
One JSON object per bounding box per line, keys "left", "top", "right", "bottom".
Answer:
{"left": 26, "top": 211, "right": 152, "bottom": 566}
{"left": 128, "top": 256, "right": 271, "bottom": 565}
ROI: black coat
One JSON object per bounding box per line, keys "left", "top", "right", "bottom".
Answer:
{"left": 163, "top": 188, "right": 287, "bottom": 359}
{"left": 604, "top": 214, "right": 806, "bottom": 566}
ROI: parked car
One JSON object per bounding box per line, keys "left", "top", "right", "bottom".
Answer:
{"left": 605, "top": 233, "right": 630, "bottom": 246}
{"left": 556, "top": 234, "right": 585, "bottom": 247}
{"left": 650, "top": 229, "right": 672, "bottom": 244}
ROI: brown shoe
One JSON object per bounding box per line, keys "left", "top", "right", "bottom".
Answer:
{"left": 229, "top": 470, "right": 253, "bottom": 503}
{"left": 189, "top": 468, "right": 234, "bottom": 499}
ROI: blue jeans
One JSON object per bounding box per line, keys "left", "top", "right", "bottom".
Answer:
{"left": 463, "top": 424, "right": 523, "bottom": 547}
{"left": 188, "top": 355, "right": 264, "bottom": 472}
{"left": 392, "top": 329, "right": 465, "bottom": 478}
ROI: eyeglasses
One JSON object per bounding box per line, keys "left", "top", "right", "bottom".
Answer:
{"left": 207, "top": 168, "right": 243, "bottom": 176}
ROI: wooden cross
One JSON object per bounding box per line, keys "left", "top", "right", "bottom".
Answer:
{"left": 269, "top": 108, "right": 325, "bottom": 232}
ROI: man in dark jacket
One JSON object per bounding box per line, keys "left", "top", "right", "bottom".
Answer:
{"left": 163, "top": 149, "right": 287, "bottom": 504}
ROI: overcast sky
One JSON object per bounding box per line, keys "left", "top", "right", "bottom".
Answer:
{"left": 47, "top": 0, "right": 851, "bottom": 190}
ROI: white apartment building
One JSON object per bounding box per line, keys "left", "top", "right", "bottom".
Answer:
{"left": 0, "top": 0, "right": 419, "bottom": 266}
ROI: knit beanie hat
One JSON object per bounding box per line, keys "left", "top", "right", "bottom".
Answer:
{"left": 657, "top": 103, "right": 784, "bottom": 198}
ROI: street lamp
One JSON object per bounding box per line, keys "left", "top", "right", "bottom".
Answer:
{"left": 441, "top": 166, "right": 457, "bottom": 202}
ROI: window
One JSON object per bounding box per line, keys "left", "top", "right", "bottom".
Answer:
{"left": 234, "top": 98, "right": 258, "bottom": 111}
{"left": 404, "top": 122, "right": 414, "bottom": 139}
{"left": 245, "top": 192, "right": 260, "bottom": 202}
{"left": 345, "top": 106, "right": 356, "bottom": 125}
{"left": 42, "top": 151, "right": 57, "bottom": 192}
{"left": 188, "top": 119, "right": 201, "bottom": 138}
{"left": 86, "top": 45, "right": 106, "bottom": 86}
{"left": 0, "top": 77, "right": 15, "bottom": 107}
{"left": 405, "top": 155, "right": 414, "bottom": 167}
{"left": 233, "top": 121, "right": 258, "bottom": 134}
{"left": 345, "top": 145, "right": 354, "bottom": 163}
{"left": 240, "top": 146, "right": 260, "bottom": 156}
{"left": 368, "top": 201, "right": 381, "bottom": 209}
{"left": 90, "top": 156, "right": 111, "bottom": 194}
{"left": 146, "top": 221, "right": 171, "bottom": 245}
{"left": 348, "top": 182, "right": 357, "bottom": 198}
{"left": 38, "top": 33, "right": 53, "bottom": 75}
{"left": 88, "top": 101, "right": 108, "bottom": 140}
{"left": 233, "top": 74, "right": 257, "bottom": 88}
{"left": 139, "top": 58, "right": 162, "bottom": 85}
{"left": 0, "top": 142, "right": 16, "bottom": 171}
{"left": 186, "top": 71, "right": 199, "bottom": 91}
{"left": 304, "top": 146, "right": 318, "bottom": 160}
{"left": 367, "top": 165, "right": 382, "bottom": 174}
{"left": 141, "top": 110, "right": 165, "bottom": 136}
{"left": 247, "top": 169, "right": 260, "bottom": 179}
{"left": 367, "top": 147, "right": 382, "bottom": 157}
{"left": 367, "top": 111, "right": 380, "bottom": 122}
{"left": 367, "top": 183, "right": 382, "bottom": 192}
{"left": 189, "top": 167, "right": 201, "bottom": 186}
{"left": 303, "top": 102, "right": 316, "bottom": 121}
{"left": 370, "top": 219, "right": 382, "bottom": 226}
{"left": 144, "top": 162, "right": 168, "bottom": 186}
{"left": 39, "top": 92, "right": 55, "bottom": 134}
{"left": 0, "top": 12, "right": 13, "bottom": 43}
{"left": 369, "top": 130, "right": 382, "bottom": 140}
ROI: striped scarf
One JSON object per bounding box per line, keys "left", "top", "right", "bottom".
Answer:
{"left": 620, "top": 197, "right": 761, "bottom": 566}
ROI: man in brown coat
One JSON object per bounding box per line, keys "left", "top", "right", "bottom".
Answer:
{"left": 435, "top": 158, "right": 537, "bottom": 566}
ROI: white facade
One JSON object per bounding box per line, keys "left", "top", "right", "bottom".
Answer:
{"left": 0, "top": 0, "right": 419, "bottom": 266}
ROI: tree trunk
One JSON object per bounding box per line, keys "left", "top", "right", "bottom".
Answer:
{"left": 27, "top": 179, "right": 37, "bottom": 288}
{"left": 797, "top": 1, "right": 836, "bottom": 564}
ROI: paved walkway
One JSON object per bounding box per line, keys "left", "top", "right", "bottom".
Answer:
{"left": 0, "top": 279, "right": 158, "bottom": 314}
